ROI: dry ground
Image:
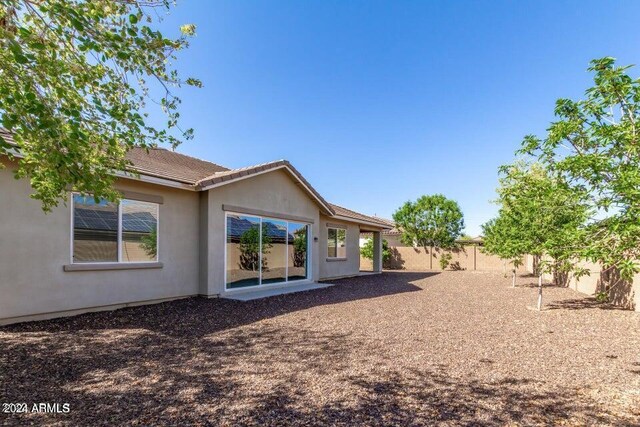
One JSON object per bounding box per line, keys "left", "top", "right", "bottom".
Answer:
{"left": 1, "top": 271, "right": 639, "bottom": 426}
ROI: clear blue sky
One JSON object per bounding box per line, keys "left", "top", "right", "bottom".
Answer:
{"left": 154, "top": 0, "right": 640, "bottom": 235}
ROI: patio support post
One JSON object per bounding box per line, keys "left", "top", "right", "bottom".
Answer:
{"left": 373, "top": 231, "right": 383, "bottom": 273}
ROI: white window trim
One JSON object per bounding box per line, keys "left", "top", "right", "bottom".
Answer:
{"left": 224, "top": 211, "right": 312, "bottom": 291}
{"left": 70, "top": 193, "right": 160, "bottom": 265}
{"left": 327, "top": 226, "right": 347, "bottom": 259}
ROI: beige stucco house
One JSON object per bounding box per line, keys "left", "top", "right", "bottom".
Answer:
{"left": 0, "top": 130, "right": 390, "bottom": 325}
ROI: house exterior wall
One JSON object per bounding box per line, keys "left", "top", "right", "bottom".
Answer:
{"left": 0, "top": 159, "right": 201, "bottom": 324}
{"left": 203, "top": 169, "right": 321, "bottom": 296}
{"left": 1, "top": 158, "right": 387, "bottom": 324}
{"left": 318, "top": 215, "right": 362, "bottom": 279}
{"left": 198, "top": 191, "right": 209, "bottom": 295}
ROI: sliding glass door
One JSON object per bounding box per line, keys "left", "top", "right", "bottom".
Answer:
{"left": 261, "top": 218, "right": 287, "bottom": 284}
{"left": 225, "top": 213, "right": 310, "bottom": 290}
{"left": 226, "top": 215, "right": 261, "bottom": 289}
{"left": 287, "top": 222, "right": 308, "bottom": 281}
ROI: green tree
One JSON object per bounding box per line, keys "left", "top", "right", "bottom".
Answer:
{"left": 486, "top": 162, "right": 589, "bottom": 309}
{"left": 392, "top": 195, "right": 464, "bottom": 265}
{"left": 482, "top": 215, "right": 526, "bottom": 286}
{"left": 438, "top": 252, "right": 452, "bottom": 270}
{"left": 0, "top": 1, "right": 200, "bottom": 210}
{"left": 238, "top": 225, "right": 272, "bottom": 272}
{"left": 519, "top": 57, "right": 640, "bottom": 289}
{"left": 292, "top": 228, "right": 307, "bottom": 268}
{"left": 139, "top": 226, "right": 157, "bottom": 258}
{"left": 360, "top": 237, "right": 391, "bottom": 264}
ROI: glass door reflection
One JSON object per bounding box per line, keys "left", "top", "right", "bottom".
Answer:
{"left": 226, "top": 214, "right": 261, "bottom": 288}
{"left": 288, "top": 223, "right": 308, "bottom": 281}
{"left": 261, "top": 218, "right": 288, "bottom": 284}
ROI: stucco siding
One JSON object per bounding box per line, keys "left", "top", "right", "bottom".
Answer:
{"left": 0, "top": 160, "right": 200, "bottom": 323}
{"left": 318, "top": 215, "right": 361, "bottom": 279}
{"left": 198, "top": 191, "right": 209, "bottom": 295}
{"left": 204, "top": 169, "right": 321, "bottom": 296}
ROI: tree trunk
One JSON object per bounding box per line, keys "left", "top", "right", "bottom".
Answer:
{"left": 429, "top": 246, "right": 433, "bottom": 270}
{"left": 537, "top": 274, "right": 543, "bottom": 311}
{"left": 512, "top": 269, "right": 516, "bottom": 288}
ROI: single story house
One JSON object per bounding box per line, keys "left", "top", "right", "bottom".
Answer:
{"left": 0, "top": 130, "right": 391, "bottom": 325}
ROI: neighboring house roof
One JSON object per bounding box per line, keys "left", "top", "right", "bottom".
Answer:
{"left": 74, "top": 206, "right": 156, "bottom": 233}
{"left": 330, "top": 204, "right": 392, "bottom": 229}
{"left": 384, "top": 227, "right": 402, "bottom": 235}
{"left": 226, "top": 214, "right": 293, "bottom": 243}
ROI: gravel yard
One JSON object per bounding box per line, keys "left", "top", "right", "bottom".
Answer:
{"left": 1, "top": 271, "right": 639, "bottom": 426}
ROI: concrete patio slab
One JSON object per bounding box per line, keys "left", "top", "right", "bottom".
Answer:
{"left": 222, "top": 282, "right": 333, "bottom": 301}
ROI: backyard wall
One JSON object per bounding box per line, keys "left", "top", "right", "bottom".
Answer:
{"left": 524, "top": 255, "right": 639, "bottom": 311}
{"left": 360, "top": 240, "right": 524, "bottom": 272}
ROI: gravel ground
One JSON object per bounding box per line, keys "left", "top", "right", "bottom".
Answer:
{"left": 1, "top": 271, "right": 639, "bottom": 426}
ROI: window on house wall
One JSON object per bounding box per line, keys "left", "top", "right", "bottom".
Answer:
{"left": 225, "top": 213, "right": 310, "bottom": 289}
{"left": 72, "top": 195, "right": 159, "bottom": 263}
{"left": 327, "top": 227, "right": 347, "bottom": 258}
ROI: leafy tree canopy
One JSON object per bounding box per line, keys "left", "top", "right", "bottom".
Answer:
{"left": 392, "top": 194, "right": 464, "bottom": 250}
{"left": 360, "top": 237, "right": 391, "bottom": 263}
{"left": 481, "top": 216, "right": 524, "bottom": 266}
{"left": 486, "top": 162, "right": 589, "bottom": 277}
{"left": 518, "top": 57, "right": 640, "bottom": 280}
{"left": 0, "top": 0, "right": 200, "bottom": 210}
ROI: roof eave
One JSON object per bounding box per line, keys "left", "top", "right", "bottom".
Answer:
{"left": 115, "top": 170, "right": 198, "bottom": 191}
{"left": 331, "top": 214, "right": 393, "bottom": 230}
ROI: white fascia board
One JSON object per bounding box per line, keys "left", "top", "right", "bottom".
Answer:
{"left": 113, "top": 171, "right": 197, "bottom": 191}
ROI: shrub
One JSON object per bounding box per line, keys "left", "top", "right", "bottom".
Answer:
{"left": 439, "top": 253, "right": 453, "bottom": 270}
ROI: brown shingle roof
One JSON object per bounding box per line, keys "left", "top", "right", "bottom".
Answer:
{"left": 329, "top": 204, "right": 392, "bottom": 229}
{"left": 2, "top": 128, "right": 388, "bottom": 228}
{"left": 1, "top": 128, "right": 228, "bottom": 184}
{"left": 125, "top": 147, "right": 229, "bottom": 185}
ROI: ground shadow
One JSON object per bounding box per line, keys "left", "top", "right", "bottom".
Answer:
{"left": 546, "top": 297, "right": 630, "bottom": 311}
{"left": 1, "top": 323, "right": 633, "bottom": 426}
{"left": 597, "top": 268, "right": 637, "bottom": 309}
{"left": 230, "top": 369, "right": 630, "bottom": 426}
{"left": 0, "top": 321, "right": 359, "bottom": 426}
{"left": 450, "top": 261, "right": 464, "bottom": 271}
{"left": 385, "top": 247, "right": 405, "bottom": 269}
{"left": 1, "top": 271, "right": 636, "bottom": 426}
{"left": 0, "top": 271, "right": 437, "bottom": 337}
{"left": 514, "top": 281, "right": 566, "bottom": 289}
